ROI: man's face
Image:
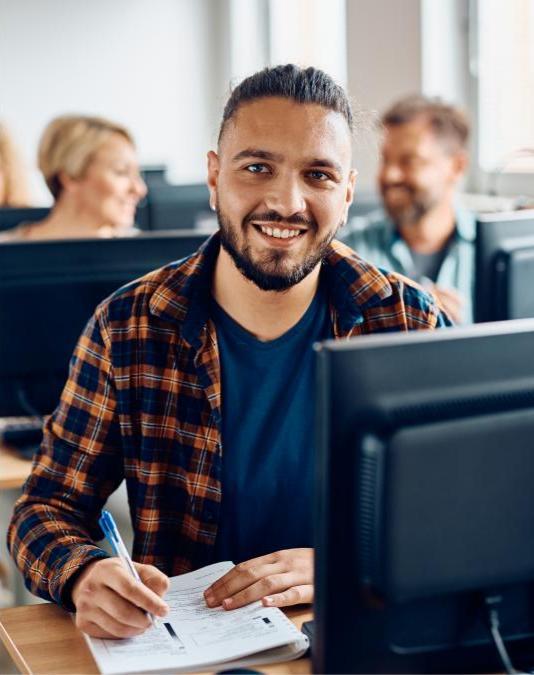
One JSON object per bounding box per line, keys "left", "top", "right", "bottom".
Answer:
{"left": 378, "top": 119, "right": 465, "bottom": 227}
{"left": 207, "top": 97, "right": 356, "bottom": 291}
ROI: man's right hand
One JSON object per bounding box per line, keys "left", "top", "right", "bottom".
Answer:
{"left": 71, "top": 558, "right": 170, "bottom": 638}
{"left": 429, "top": 284, "right": 465, "bottom": 324}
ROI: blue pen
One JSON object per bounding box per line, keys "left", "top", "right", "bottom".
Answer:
{"left": 99, "top": 510, "right": 158, "bottom": 627}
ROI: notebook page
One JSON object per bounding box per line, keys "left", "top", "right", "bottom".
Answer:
{"left": 85, "top": 560, "right": 306, "bottom": 675}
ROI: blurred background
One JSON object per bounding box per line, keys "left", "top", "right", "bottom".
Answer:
{"left": 1, "top": 0, "right": 534, "bottom": 669}
{"left": 2, "top": 0, "right": 533, "bottom": 208}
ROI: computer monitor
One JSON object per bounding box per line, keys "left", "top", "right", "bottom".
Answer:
{"left": 0, "top": 207, "right": 50, "bottom": 231}
{"left": 314, "top": 320, "right": 534, "bottom": 673}
{"left": 0, "top": 230, "right": 210, "bottom": 417}
{"left": 140, "top": 164, "right": 169, "bottom": 186}
{"left": 475, "top": 210, "right": 534, "bottom": 322}
{"left": 145, "top": 183, "right": 213, "bottom": 230}
{"left": 0, "top": 205, "right": 152, "bottom": 233}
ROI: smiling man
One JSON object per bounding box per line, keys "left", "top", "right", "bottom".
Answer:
{"left": 8, "top": 65, "right": 450, "bottom": 639}
{"left": 341, "top": 96, "right": 473, "bottom": 323}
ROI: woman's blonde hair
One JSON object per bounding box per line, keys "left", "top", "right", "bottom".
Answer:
{"left": 0, "top": 123, "right": 31, "bottom": 206}
{"left": 38, "top": 114, "right": 135, "bottom": 200}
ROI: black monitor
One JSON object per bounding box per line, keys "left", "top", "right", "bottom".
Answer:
{"left": 0, "top": 205, "right": 152, "bottom": 233}
{"left": 0, "top": 207, "right": 50, "bottom": 231}
{"left": 145, "top": 183, "right": 212, "bottom": 230}
{"left": 314, "top": 320, "right": 534, "bottom": 673}
{"left": 140, "top": 164, "right": 169, "bottom": 186}
{"left": 475, "top": 210, "right": 534, "bottom": 322}
{"left": 0, "top": 230, "right": 209, "bottom": 417}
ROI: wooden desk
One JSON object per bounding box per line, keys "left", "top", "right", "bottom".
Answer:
{"left": 0, "top": 602, "right": 312, "bottom": 674}
{"left": 0, "top": 444, "right": 32, "bottom": 491}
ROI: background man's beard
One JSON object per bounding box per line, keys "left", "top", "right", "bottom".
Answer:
{"left": 383, "top": 187, "right": 437, "bottom": 228}
{"left": 217, "top": 208, "right": 337, "bottom": 292}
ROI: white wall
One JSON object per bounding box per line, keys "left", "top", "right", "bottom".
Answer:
{"left": 346, "top": 0, "right": 423, "bottom": 194}
{"left": 421, "top": 0, "right": 470, "bottom": 106}
{"left": 0, "top": 0, "right": 225, "bottom": 204}
{"left": 269, "top": 0, "right": 347, "bottom": 85}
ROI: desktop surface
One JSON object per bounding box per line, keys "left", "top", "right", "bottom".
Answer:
{"left": 0, "top": 602, "right": 311, "bottom": 675}
{"left": 0, "top": 443, "right": 31, "bottom": 491}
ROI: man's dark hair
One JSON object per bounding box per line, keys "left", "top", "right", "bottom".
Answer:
{"left": 218, "top": 64, "right": 353, "bottom": 143}
{"left": 382, "top": 94, "right": 470, "bottom": 152}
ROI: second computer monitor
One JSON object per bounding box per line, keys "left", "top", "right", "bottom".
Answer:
{"left": 475, "top": 210, "right": 534, "bottom": 322}
{"left": 0, "top": 230, "right": 209, "bottom": 416}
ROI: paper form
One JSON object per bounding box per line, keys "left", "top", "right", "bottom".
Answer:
{"left": 84, "top": 560, "right": 308, "bottom": 674}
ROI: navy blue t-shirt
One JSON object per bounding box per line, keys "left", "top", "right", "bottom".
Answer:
{"left": 212, "top": 280, "right": 332, "bottom": 564}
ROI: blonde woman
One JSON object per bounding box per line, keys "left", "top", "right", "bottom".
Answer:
{"left": 2, "top": 115, "right": 147, "bottom": 241}
{"left": 0, "top": 123, "right": 31, "bottom": 207}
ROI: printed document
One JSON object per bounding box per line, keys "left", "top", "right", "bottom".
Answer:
{"left": 84, "top": 560, "right": 309, "bottom": 674}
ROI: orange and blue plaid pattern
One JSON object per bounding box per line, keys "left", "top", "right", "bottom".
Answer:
{"left": 7, "top": 233, "right": 451, "bottom": 608}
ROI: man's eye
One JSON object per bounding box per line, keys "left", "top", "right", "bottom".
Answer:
{"left": 308, "top": 170, "right": 330, "bottom": 181}
{"left": 245, "top": 164, "right": 268, "bottom": 174}
{"left": 402, "top": 157, "right": 421, "bottom": 168}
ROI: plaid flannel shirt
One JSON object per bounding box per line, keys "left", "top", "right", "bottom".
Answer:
{"left": 7, "top": 233, "right": 451, "bottom": 608}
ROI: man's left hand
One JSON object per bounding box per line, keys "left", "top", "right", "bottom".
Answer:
{"left": 203, "top": 548, "right": 313, "bottom": 610}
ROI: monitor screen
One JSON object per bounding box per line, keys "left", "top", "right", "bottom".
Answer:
{"left": 314, "top": 320, "right": 534, "bottom": 673}
{"left": 145, "top": 183, "right": 213, "bottom": 230}
{"left": 0, "top": 207, "right": 51, "bottom": 232}
{"left": 475, "top": 210, "right": 534, "bottom": 322}
{"left": 0, "top": 230, "right": 209, "bottom": 416}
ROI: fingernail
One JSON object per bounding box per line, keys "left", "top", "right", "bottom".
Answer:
{"left": 263, "top": 596, "right": 274, "bottom": 606}
{"left": 222, "top": 597, "right": 233, "bottom": 609}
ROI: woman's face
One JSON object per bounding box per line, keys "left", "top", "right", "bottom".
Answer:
{"left": 0, "top": 164, "right": 6, "bottom": 204}
{"left": 74, "top": 133, "right": 147, "bottom": 230}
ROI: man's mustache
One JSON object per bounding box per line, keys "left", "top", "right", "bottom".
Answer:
{"left": 244, "top": 211, "right": 316, "bottom": 228}
{"left": 382, "top": 184, "right": 415, "bottom": 196}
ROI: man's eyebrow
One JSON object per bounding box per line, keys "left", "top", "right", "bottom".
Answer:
{"left": 308, "top": 158, "right": 343, "bottom": 174}
{"left": 231, "top": 148, "right": 284, "bottom": 163}
{"left": 231, "top": 149, "right": 344, "bottom": 174}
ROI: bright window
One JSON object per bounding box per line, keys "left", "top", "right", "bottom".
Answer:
{"left": 476, "top": 0, "right": 534, "bottom": 172}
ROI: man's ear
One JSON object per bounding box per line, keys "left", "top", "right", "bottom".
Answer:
{"left": 342, "top": 168, "right": 358, "bottom": 223}
{"left": 451, "top": 150, "right": 469, "bottom": 182}
{"left": 207, "top": 150, "right": 219, "bottom": 211}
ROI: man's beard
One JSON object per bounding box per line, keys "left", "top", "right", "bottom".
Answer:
{"left": 382, "top": 184, "right": 438, "bottom": 227}
{"left": 217, "top": 206, "right": 338, "bottom": 292}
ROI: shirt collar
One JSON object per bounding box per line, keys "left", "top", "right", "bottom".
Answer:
{"left": 149, "top": 231, "right": 394, "bottom": 344}
{"left": 383, "top": 205, "right": 476, "bottom": 244}
{"left": 454, "top": 206, "right": 476, "bottom": 242}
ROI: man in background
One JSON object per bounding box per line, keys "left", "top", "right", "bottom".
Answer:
{"left": 342, "top": 95, "right": 473, "bottom": 323}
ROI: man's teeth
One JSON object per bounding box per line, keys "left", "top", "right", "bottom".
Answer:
{"left": 259, "top": 225, "right": 303, "bottom": 239}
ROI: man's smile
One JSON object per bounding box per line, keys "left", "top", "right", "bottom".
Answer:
{"left": 250, "top": 222, "right": 308, "bottom": 246}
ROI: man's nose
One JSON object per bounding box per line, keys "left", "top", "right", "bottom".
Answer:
{"left": 381, "top": 163, "right": 404, "bottom": 185}
{"left": 264, "top": 176, "right": 306, "bottom": 218}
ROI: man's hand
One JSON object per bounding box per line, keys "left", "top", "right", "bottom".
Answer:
{"left": 203, "top": 548, "right": 313, "bottom": 610}
{"left": 429, "top": 284, "right": 464, "bottom": 324}
{"left": 71, "top": 558, "right": 170, "bottom": 638}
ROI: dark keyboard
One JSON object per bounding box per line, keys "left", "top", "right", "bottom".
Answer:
{"left": 0, "top": 416, "right": 43, "bottom": 458}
